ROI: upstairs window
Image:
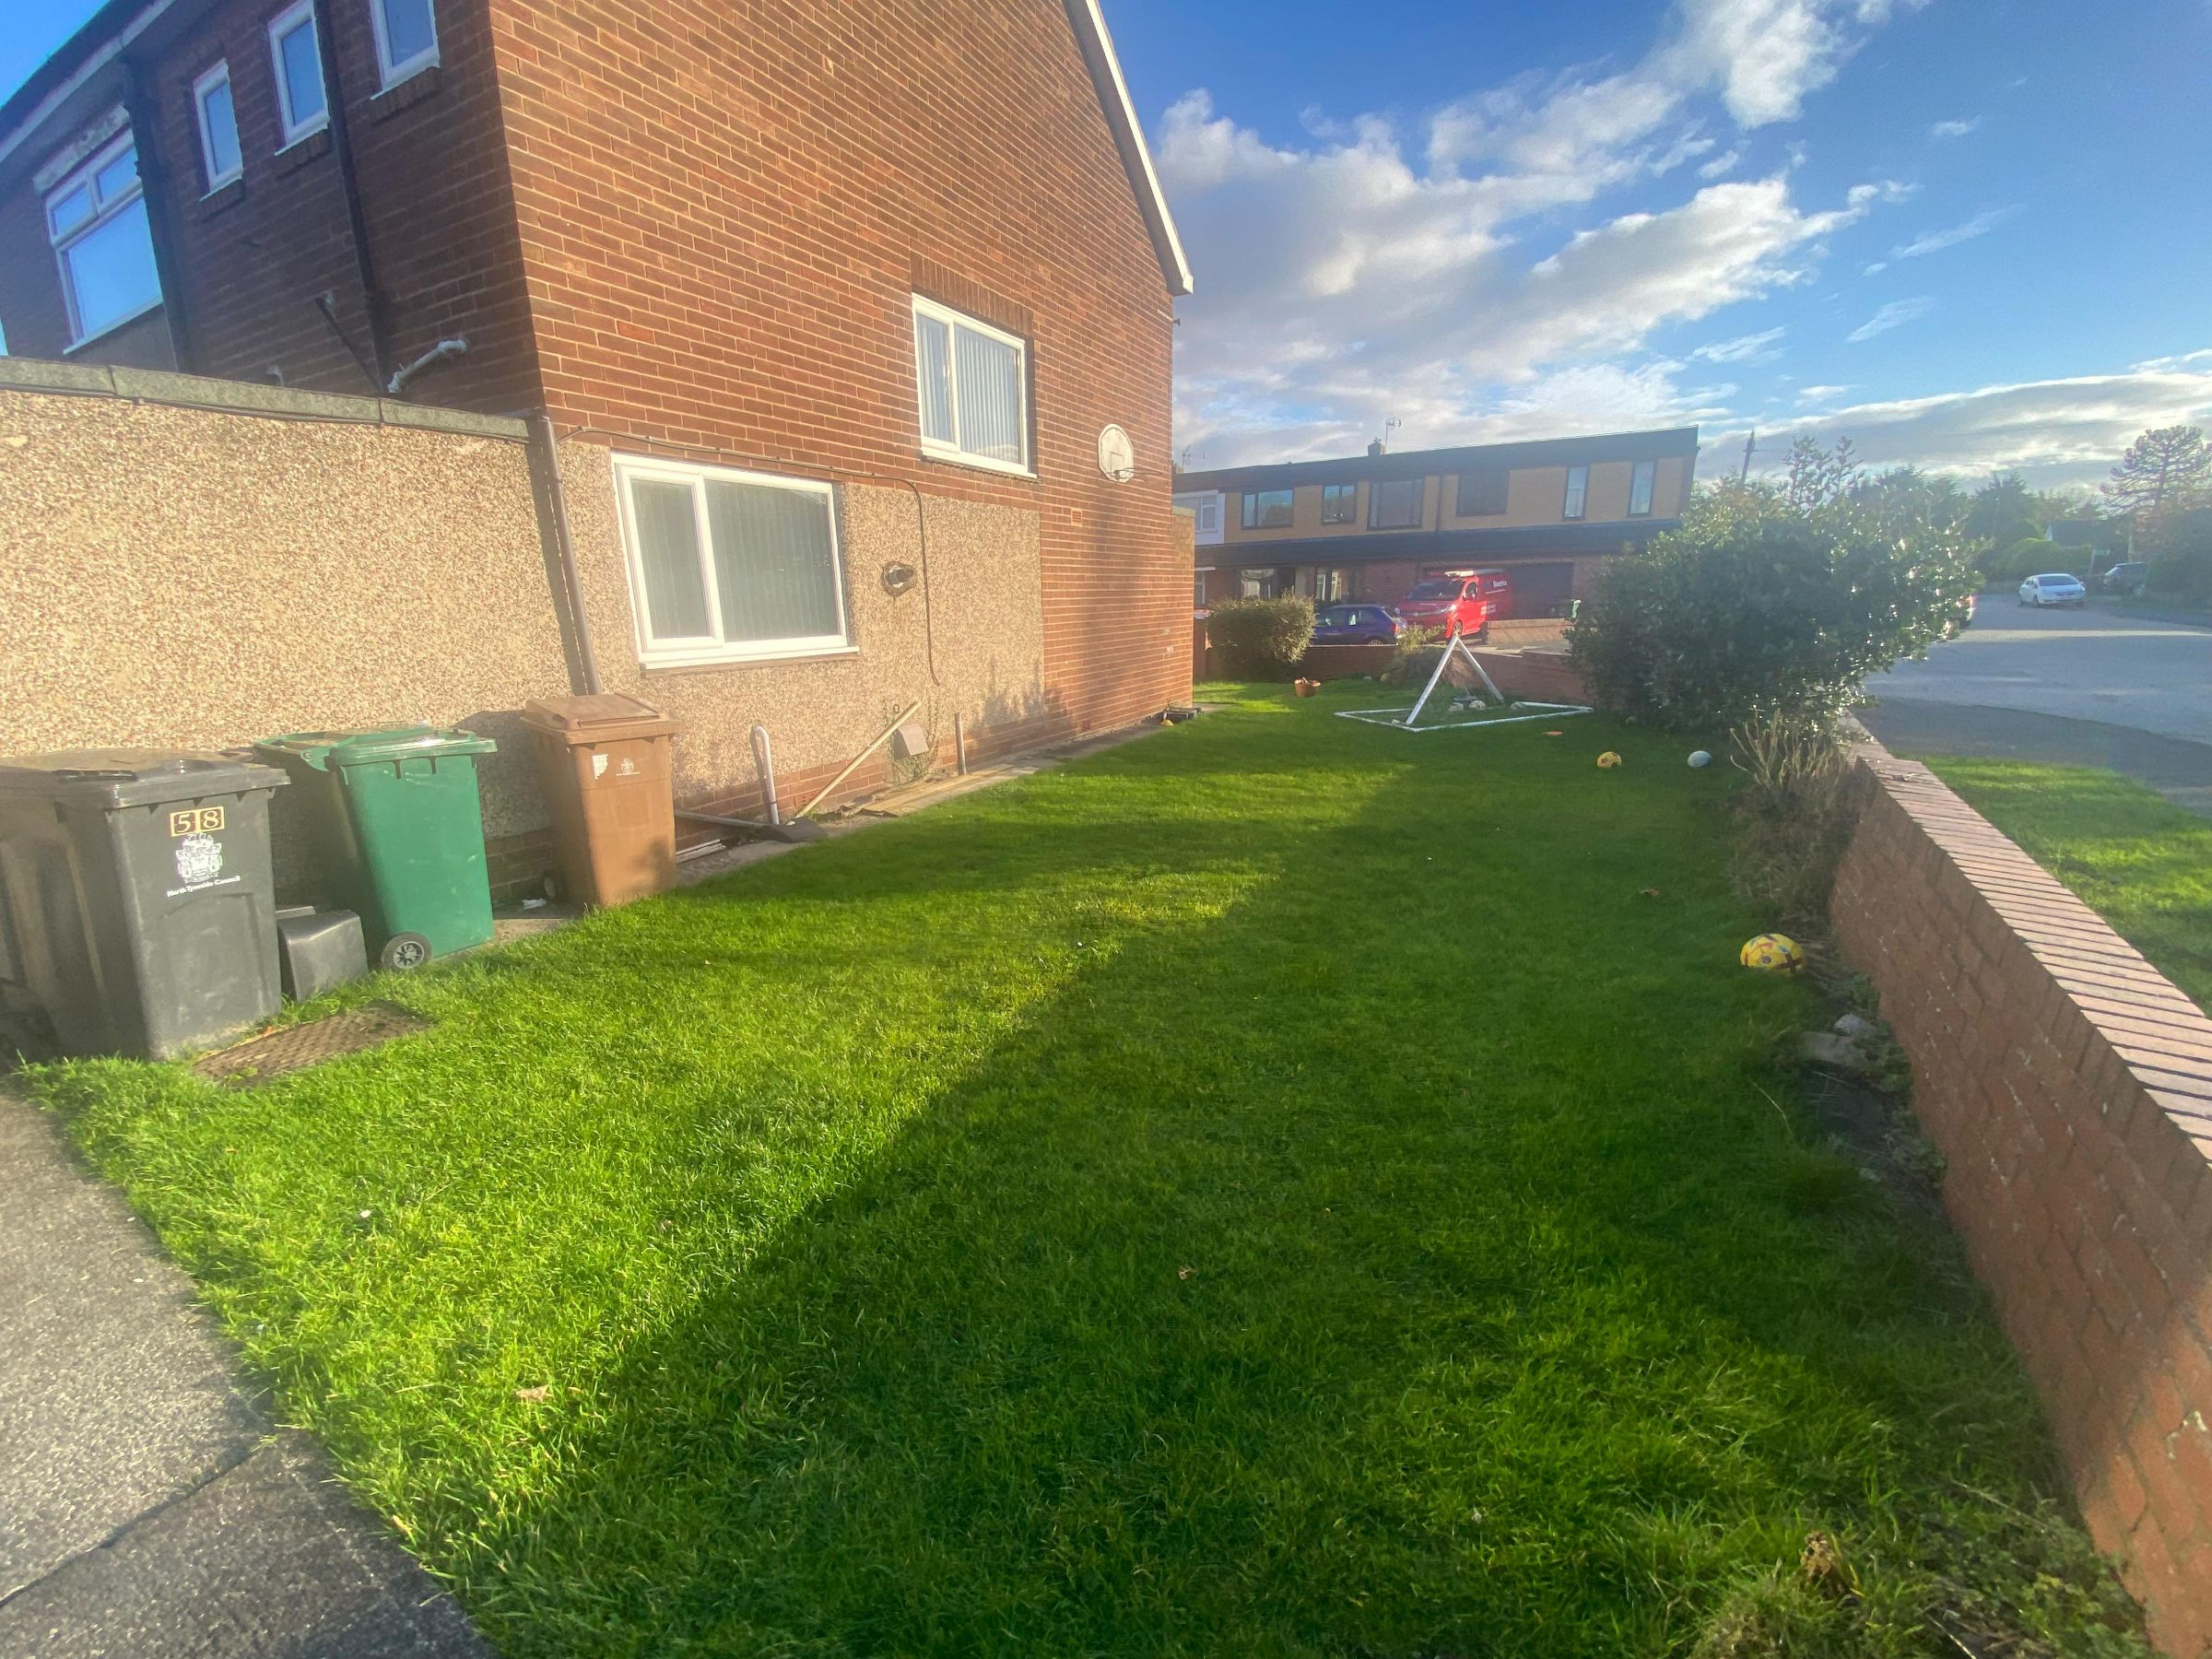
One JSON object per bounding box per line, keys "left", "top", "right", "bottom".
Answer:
{"left": 1240, "top": 488, "right": 1292, "bottom": 529}
{"left": 613, "top": 455, "right": 850, "bottom": 666}
{"left": 1563, "top": 465, "right": 1589, "bottom": 520}
{"left": 1629, "top": 459, "right": 1656, "bottom": 516}
{"left": 1320, "top": 483, "right": 1356, "bottom": 524}
{"left": 45, "top": 134, "right": 161, "bottom": 347}
{"left": 912, "top": 295, "right": 1030, "bottom": 476}
{"left": 1368, "top": 477, "right": 1424, "bottom": 529}
{"left": 268, "top": 0, "right": 328, "bottom": 147}
{"left": 371, "top": 0, "right": 440, "bottom": 87}
{"left": 194, "top": 63, "right": 241, "bottom": 191}
{"left": 1456, "top": 468, "right": 1508, "bottom": 516}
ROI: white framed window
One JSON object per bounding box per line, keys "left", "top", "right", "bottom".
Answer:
{"left": 1629, "top": 458, "right": 1656, "bottom": 517}
{"left": 611, "top": 453, "right": 851, "bottom": 667}
{"left": 267, "top": 0, "right": 329, "bottom": 147}
{"left": 370, "top": 0, "right": 439, "bottom": 87}
{"left": 44, "top": 133, "right": 161, "bottom": 348}
{"left": 911, "top": 295, "right": 1030, "bottom": 476}
{"left": 194, "top": 62, "right": 242, "bottom": 191}
{"left": 1562, "top": 465, "right": 1589, "bottom": 521}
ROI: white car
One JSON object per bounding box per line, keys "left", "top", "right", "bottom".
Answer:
{"left": 2018, "top": 572, "right": 2088, "bottom": 607}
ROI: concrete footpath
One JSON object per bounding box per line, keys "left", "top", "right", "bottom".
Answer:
{"left": 0, "top": 1087, "right": 489, "bottom": 1658}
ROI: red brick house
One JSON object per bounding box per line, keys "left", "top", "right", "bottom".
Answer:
{"left": 0, "top": 0, "right": 1195, "bottom": 776}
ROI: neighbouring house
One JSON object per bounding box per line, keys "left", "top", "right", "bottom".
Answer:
{"left": 0, "top": 0, "right": 1194, "bottom": 886}
{"left": 2047, "top": 518, "right": 2127, "bottom": 567}
{"left": 1175, "top": 427, "right": 1699, "bottom": 618}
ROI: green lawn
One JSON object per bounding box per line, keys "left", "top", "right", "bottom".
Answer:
{"left": 1924, "top": 758, "right": 2212, "bottom": 1013}
{"left": 27, "top": 683, "right": 2146, "bottom": 1656}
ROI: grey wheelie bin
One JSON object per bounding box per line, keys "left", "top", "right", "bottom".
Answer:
{"left": 0, "top": 750, "right": 288, "bottom": 1059}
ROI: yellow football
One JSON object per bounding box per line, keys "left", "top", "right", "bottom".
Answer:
{"left": 1596, "top": 751, "right": 1623, "bottom": 769}
{"left": 1740, "top": 933, "right": 1807, "bottom": 975}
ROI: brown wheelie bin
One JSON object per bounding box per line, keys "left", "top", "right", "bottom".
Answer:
{"left": 520, "top": 695, "right": 684, "bottom": 907}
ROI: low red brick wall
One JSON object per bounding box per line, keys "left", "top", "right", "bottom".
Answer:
{"left": 1830, "top": 747, "right": 2212, "bottom": 1656}
{"left": 1296, "top": 642, "right": 1398, "bottom": 679}
{"left": 1487, "top": 618, "right": 1571, "bottom": 648}
{"left": 1469, "top": 647, "right": 1589, "bottom": 705}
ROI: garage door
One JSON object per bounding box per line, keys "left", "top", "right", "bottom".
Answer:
{"left": 1503, "top": 561, "right": 1575, "bottom": 619}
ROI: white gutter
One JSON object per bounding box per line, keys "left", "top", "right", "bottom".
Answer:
{"left": 0, "top": 0, "right": 180, "bottom": 171}
{"left": 1071, "top": 0, "right": 1193, "bottom": 297}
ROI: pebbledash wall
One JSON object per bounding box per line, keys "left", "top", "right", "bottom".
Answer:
{"left": 0, "top": 363, "right": 1164, "bottom": 897}
{"left": 1831, "top": 745, "right": 2212, "bottom": 1656}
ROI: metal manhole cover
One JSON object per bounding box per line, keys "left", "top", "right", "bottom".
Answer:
{"left": 196, "top": 1003, "right": 429, "bottom": 1088}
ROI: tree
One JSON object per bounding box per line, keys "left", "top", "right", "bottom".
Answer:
{"left": 1782, "top": 435, "right": 1860, "bottom": 512}
{"left": 1964, "top": 473, "right": 2041, "bottom": 547}
{"left": 2102, "top": 426, "right": 2211, "bottom": 523}
{"left": 1853, "top": 465, "right": 1968, "bottom": 530}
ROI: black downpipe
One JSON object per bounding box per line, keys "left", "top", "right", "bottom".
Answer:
{"left": 118, "top": 56, "right": 194, "bottom": 373}
{"left": 310, "top": 0, "right": 391, "bottom": 391}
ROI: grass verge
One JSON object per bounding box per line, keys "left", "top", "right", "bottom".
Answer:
{"left": 24, "top": 682, "right": 2147, "bottom": 1656}
{"left": 1923, "top": 757, "right": 2211, "bottom": 1013}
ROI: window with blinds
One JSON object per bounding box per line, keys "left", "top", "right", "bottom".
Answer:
{"left": 912, "top": 295, "right": 1030, "bottom": 475}
{"left": 614, "top": 456, "right": 849, "bottom": 666}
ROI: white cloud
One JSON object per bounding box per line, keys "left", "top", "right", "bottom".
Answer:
{"left": 1930, "top": 116, "right": 1982, "bottom": 138}
{"left": 1663, "top": 0, "right": 1927, "bottom": 126}
{"left": 1861, "top": 260, "right": 1889, "bottom": 276}
{"left": 1847, "top": 297, "right": 1936, "bottom": 342}
{"left": 1888, "top": 206, "right": 2019, "bottom": 260}
{"left": 2132, "top": 348, "right": 2212, "bottom": 372}
{"left": 1715, "top": 364, "right": 2212, "bottom": 488}
{"left": 1699, "top": 147, "right": 1743, "bottom": 178}
{"left": 1796, "top": 383, "right": 1854, "bottom": 402}
{"left": 1692, "top": 326, "right": 1787, "bottom": 362}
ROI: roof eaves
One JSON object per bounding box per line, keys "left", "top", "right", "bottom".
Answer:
{"left": 1065, "top": 0, "right": 1193, "bottom": 298}
{"left": 0, "top": 0, "right": 194, "bottom": 171}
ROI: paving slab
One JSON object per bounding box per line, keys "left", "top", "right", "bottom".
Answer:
{"left": 0, "top": 1088, "right": 488, "bottom": 1658}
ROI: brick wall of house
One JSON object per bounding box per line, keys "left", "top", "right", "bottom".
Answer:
{"left": 484, "top": 0, "right": 1189, "bottom": 735}
{"left": 147, "top": 0, "right": 536, "bottom": 406}
{"left": 1831, "top": 747, "right": 2212, "bottom": 1657}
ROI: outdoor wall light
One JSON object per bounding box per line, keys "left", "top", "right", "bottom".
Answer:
{"left": 880, "top": 561, "right": 919, "bottom": 597}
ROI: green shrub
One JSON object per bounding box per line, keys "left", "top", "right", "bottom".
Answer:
{"left": 1568, "top": 483, "right": 1974, "bottom": 732}
{"left": 1986, "top": 535, "right": 2065, "bottom": 583}
{"left": 1375, "top": 624, "right": 1441, "bottom": 686}
{"left": 1206, "top": 597, "right": 1315, "bottom": 679}
{"left": 2146, "top": 507, "right": 2212, "bottom": 603}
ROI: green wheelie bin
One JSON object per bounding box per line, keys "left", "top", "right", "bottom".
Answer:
{"left": 253, "top": 726, "right": 497, "bottom": 971}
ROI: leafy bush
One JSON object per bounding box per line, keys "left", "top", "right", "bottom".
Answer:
{"left": 2146, "top": 507, "right": 2212, "bottom": 604}
{"left": 1206, "top": 597, "right": 1315, "bottom": 679}
{"left": 1985, "top": 535, "right": 2064, "bottom": 583}
{"left": 1568, "top": 482, "right": 1975, "bottom": 732}
{"left": 1375, "top": 624, "right": 1441, "bottom": 686}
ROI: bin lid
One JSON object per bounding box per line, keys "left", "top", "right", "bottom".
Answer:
{"left": 521, "top": 694, "right": 682, "bottom": 741}
{"left": 253, "top": 725, "right": 497, "bottom": 771}
{"left": 0, "top": 748, "right": 288, "bottom": 808}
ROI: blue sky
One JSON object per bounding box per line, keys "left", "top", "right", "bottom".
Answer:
{"left": 6, "top": 0, "right": 2208, "bottom": 486}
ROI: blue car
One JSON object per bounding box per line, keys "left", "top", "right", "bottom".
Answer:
{"left": 1312, "top": 603, "right": 1404, "bottom": 645}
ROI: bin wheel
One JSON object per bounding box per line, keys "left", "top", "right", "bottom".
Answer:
{"left": 380, "top": 933, "right": 433, "bottom": 971}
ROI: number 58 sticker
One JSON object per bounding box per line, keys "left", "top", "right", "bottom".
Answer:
{"left": 169, "top": 806, "right": 225, "bottom": 837}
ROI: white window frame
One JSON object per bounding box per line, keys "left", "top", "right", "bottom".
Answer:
{"left": 1629, "top": 458, "right": 1656, "bottom": 517}
{"left": 267, "top": 0, "right": 329, "bottom": 149}
{"left": 610, "top": 453, "right": 853, "bottom": 669}
{"left": 1563, "top": 465, "right": 1590, "bottom": 521}
{"left": 193, "top": 61, "right": 241, "bottom": 192}
{"left": 910, "top": 294, "right": 1032, "bottom": 478}
{"left": 370, "top": 0, "right": 440, "bottom": 88}
{"left": 45, "top": 132, "right": 161, "bottom": 349}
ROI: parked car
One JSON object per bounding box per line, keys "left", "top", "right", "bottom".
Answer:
{"left": 1394, "top": 571, "right": 1513, "bottom": 639}
{"left": 1311, "top": 604, "right": 1404, "bottom": 645}
{"left": 2100, "top": 561, "right": 2148, "bottom": 595}
{"left": 2018, "top": 572, "right": 2088, "bottom": 607}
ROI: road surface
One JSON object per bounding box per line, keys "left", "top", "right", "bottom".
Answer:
{"left": 1868, "top": 603, "right": 2212, "bottom": 743}
{"left": 1862, "top": 602, "right": 2212, "bottom": 817}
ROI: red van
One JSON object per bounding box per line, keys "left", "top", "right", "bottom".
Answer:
{"left": 1394, "top": 570, "right": 1512, "bottom": 639}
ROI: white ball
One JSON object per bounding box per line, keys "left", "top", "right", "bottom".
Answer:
{"left": 1688, "top": 750, "right": 1713, "bottom": 768}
